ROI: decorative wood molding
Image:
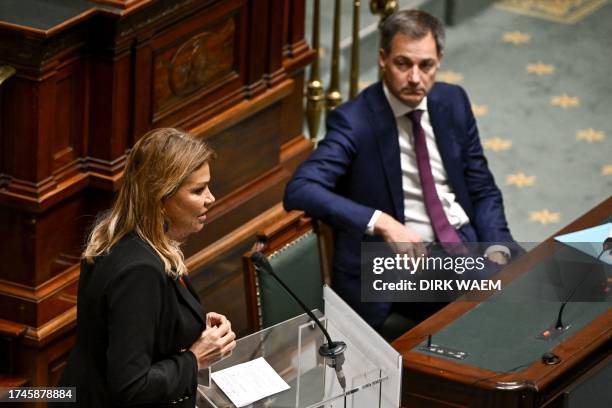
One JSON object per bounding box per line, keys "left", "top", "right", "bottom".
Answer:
{"left": 0, "top": 264, "right": 79, "bottom": 302}
{"left": 23, "top": 307, "right": 77, "bottom": 346}
{"left": 190, "top": 79, "right": 294, "bottom": 138}
{"left": 0, "top": 319, "right": 27, "bottom": 338}
{"left": 0, "top": 173, "right": 89, "bottom": 213}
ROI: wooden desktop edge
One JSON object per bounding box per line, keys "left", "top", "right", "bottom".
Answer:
{"left": 392, "top": 196, "right": 612, "bottom": 391}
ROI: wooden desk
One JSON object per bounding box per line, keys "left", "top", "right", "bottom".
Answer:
{"left": 393, "top": 197, "right": 611, "bottom": 407}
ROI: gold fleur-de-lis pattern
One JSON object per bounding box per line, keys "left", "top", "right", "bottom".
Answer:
{"left": 482, "top": 137, "right": 512, "bottom": 152}
{"left": 506, "top": 172, "right": 536, "bottom": 187}
{"left": 472, "top": 104, "right": 488, "bottom": 117}
{"left": 529, "top": 210, "right": 561, "bottom": 224}
{"left": 527, "top": 62, "right": 555, "bottom": 75}
{"left": 576, "top": 128, "right": 606, "bottom": 142}
{"left": 436, "top": 71, "right": 464, "bottom": 84}
{"left": 551, "top": 94, "right": 580, "bottom": 108}
{"left": 503, "top": 31, "right": 531, "bottom": 44}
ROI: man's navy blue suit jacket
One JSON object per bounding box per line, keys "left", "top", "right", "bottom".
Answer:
{"left": 284, "top": 81, "right": 513, "bottom": 325}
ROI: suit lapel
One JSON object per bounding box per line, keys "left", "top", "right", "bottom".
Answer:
{"left": 367, "top": 83, "right": 404, "bottom": 220}
{"left": 173, "top": 275, "right": 205, "bottom": 324}
{"left": 427, "top": 93, "right": 465, "bottom": 203}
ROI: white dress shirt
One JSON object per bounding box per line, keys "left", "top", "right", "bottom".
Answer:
{"left": 367, "top": 85, "right": 470, "bottom": 242}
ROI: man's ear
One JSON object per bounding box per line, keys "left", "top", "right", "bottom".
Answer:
{"left": 378, "top": 48, "right": 386, "bottom": 71}
{"left": 437, "top": 52, "right": 444, "bottom": 67}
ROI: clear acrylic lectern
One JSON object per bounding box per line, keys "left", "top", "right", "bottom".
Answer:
{"left": 197, "top": 285, "right": 402, "bottom": 408}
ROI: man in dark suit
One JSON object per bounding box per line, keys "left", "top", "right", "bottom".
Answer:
{"left": 284, "top": 10, "right": 514, "bottom": 330}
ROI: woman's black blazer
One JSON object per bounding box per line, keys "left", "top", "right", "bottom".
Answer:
{"left": 56, "top": 233, "right": 206, "bottom": 407}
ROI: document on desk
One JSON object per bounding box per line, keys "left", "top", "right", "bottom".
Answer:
{"left": 555, "top": 222, "right": 612, "bottom": 265}
{"left": 210, "top": 357, "right": 290, "bottom": 407}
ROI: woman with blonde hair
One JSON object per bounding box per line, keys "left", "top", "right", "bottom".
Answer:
{"left": 56, "top": 128, "right": 236, "bottom": 407}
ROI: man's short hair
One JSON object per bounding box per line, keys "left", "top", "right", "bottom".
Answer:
{"left": 380, "top": 9, "right": 445, "bottom": 56}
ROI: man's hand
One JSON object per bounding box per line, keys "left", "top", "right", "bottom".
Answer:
{"left": 373, "top": 212, "right": 426, "bottom": 258}
{"left": 486, "top": 251, "right": 509, "bottom": 266}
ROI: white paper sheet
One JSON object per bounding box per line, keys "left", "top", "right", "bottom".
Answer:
{"left": 210, "top": 357, "right": 290, "bottom": 407}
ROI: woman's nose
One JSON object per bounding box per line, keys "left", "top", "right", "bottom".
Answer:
{"left": 206, "top": 190, "right": 215, "bottom": 205}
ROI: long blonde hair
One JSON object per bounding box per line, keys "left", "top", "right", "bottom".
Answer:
{"left": 83, "top": 128, "right": 214, "bottom": 278}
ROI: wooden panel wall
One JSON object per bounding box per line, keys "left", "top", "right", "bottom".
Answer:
{"left": 0, "top": 0, "right": 314, "bottom": 390}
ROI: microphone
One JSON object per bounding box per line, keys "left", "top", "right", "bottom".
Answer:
{"left": 538, "top": 247, "right": 608, "bottom": 340}
{"left": 250, "top": 251, "right": 347, "bottom": 389}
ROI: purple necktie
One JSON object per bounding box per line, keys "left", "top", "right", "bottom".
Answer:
{"left": 407, "top": 110, "right": 462, "bottom": 244}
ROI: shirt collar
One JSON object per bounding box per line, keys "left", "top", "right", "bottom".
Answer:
{"left": 382, "top": 82, "right": 428, "bottom": 118}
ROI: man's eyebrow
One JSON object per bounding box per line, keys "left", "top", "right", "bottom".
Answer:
{"left": 394, "top": 56, "right": 414, "bottom": 62}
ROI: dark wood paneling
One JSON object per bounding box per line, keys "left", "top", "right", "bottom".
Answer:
{"left": 148, "top": 1, "right": 243, "bottom": 124}
{"left": 182, "top": 165, "right": 290, "bottom": 258}
{"left": 285, "top": 0, "right": 306, "bottom": 54}
{"left": 191, "top": 239, "right": 255, "bottom": 338}
{"left": 87, "top": 51, "right": 132, "bottom": 166}
{"left": 244, "top": 0, "right": 269, "bottom": 97}
{"left": 264, "top": 0, "right": 286, "bottom": 87}
{"left": 0, "top": 207, "right": 34, "bottom": 286}
{"left": 36, "top": 196, "right": 89, "bottom": 282}
{"left": 207, "top": 104, "right": 280, "bottom": 197}
{"left": 0, "top": 0, "right": 314, "bottom": 388}
{"left": 52, "top": 57, "right": 86, "bottom": 173}
{"left": 279, "top": 72, "right": 306, "bottom": 146}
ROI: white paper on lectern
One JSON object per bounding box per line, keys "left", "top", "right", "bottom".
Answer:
{"left": 210, "top": 357, "right": 290, "bottom": 407}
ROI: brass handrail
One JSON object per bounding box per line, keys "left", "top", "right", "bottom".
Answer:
{"left": 325, "top": 0, "right": 343, "bottom": 112}
{"left": 306, "top": 0, "right": 398, "bottom": 139}
{"left": 349, "top": 1, "right": 361, "bottom": 99}
{"left": 306, "top": 0, "right": 324, "bottom": 141}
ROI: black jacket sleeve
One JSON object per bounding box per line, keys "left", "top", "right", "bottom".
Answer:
{"left": 105, "top": 263, "right": 198, "bottom": 404}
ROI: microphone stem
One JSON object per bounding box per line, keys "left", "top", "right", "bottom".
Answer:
{"left": 555, "top": 302, "right": 566, "bottom": 329}
{"left": 254, "top": 265, "right": 334, "bottom": 346}
{"left": 556, "top": 247, "right": 607, "bottom": 330}
{"left": 596, "top": 248, "right": 607, "bottom": 261}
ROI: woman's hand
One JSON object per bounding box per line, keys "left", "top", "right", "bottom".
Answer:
{"left": 189, "top": 313, "right": 236, "bottom": 370}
